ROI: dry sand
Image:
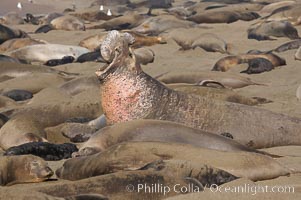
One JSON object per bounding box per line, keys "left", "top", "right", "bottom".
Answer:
{"left": 0, "top": 0, "right": 301, "bottom": 199}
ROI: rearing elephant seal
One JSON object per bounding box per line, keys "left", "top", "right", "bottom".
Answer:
{"left": 96, "top": 30, "right": 301, "bottom": 149}
{"left": 0, "top": 155, "right": 53, "bottom": 186}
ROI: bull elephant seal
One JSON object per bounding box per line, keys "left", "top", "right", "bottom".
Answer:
{"left": 96, "top": 30, "right": 301, "bottom": 149}
{"left": 74, "top": 119, "right": 267, "bottom": 157}
{"left": 0, "top": 24, "right": 28, "bottom": 44}
{"left": 4, "top": 142, "right": 78, "bottom": 161}
{"left": 168, "top": 84, "right": 271, "bottom": 105}
{"left": 0, "top": 155, "right": 53, "bottom": 186}
{"left": 248, "top": 21, "right": 300, "bottom": 41}
{"left": 57, "top": 142, "right": 290, "bottom": 181}
{"left": 7, "top": 44, "right": 90, "bottom": 63}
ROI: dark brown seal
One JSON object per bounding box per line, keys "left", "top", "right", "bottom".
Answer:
{"left": 95, "top": 30, "right": 301, "bottom": 148}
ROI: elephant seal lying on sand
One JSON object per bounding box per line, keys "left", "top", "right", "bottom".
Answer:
{"left": 0, "top": 155, "right": 53, "bottom": 186}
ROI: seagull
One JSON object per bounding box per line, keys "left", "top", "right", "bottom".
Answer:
{"left": 107, "top": 9, "right": 112, "bottom": 16}
{"left": 100, "top": 5, "right": 104, "bottom": 11}
{"left": 17, "top": 2, "right": 23, "bottom": 10}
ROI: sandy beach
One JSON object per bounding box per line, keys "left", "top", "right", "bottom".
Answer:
{"left": 0, "top": 0, "right": 301, "bottom": 199}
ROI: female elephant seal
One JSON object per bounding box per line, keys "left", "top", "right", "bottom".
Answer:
{"left": 57, "top": 142, "right": 290, "bottom": 181}
{"left": 0, "top": 155, "right": 53, "bottom": 186}
{"left": 96, "top": 30, "right": 301, "bottom": 149}
{"left": 50, "top": 15, "right": 85, "bottom": 31}
{"left": 247, "top": 21, "right": 300, "bottom": 41}
{"left": 212, "top": 53, "right": 286, "bottom": 72}
{"left": 157, "top": 71, "right": 264, "bottom": 89}
{"left": 7, "top": 44, "right": 90, "bottom": 63}
{"left": 74, "top": 119, "right": 268, "bottom": 157}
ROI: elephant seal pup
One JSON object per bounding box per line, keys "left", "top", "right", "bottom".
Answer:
{"left": 0, "top": 155, "right": 53, "bottom": 186}
{"left": 57, "top": 142, "right": 290, "bottom": 181}
{"left": 7, "top": 44, "right": 90, "bottom": 63}
{"left": 0, "top": 38, "right": 47, "bottom": 53}
{"left": 2, "top": 89, "right": 33, "bottom": 101}
{"left": 0, "top": 24, "right": 28, "bottom": 44}
{"left": 248, "top": 21, "right": 300, "bottom": 41}
{"left": 297, "top": 84, "right": 301, "bottom": 100}
{"left": 45, "top": 56, "right": 75, "bottom": 67}
{"left": 212, "top": 53, "right": 286, "bottom": 72}
{"left": 240, "top": 58, "right": 274, "bottom": 74}
{"left": 295, "top": 46, "right": 301, "bottom": 60}
{"left": 74, "top": 119, "right": 267, "bottom": 157}
{"left": 168, "top": 84, "right": 271, "bottom": 106}
{"left": 4, "top": 142, "right": 78, "bottom": 161}
{"left": 96, "top": 30, "right": 301, "bottom": 149}
{"left": 273, "top": 39, "right": 301, "bottom": 53}
{"left": 157, "top": 71, "right": 264, "bottom": 89}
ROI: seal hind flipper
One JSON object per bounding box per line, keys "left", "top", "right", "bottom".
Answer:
{"left": 35, "top": 24, "right": 54, "bottom": 33}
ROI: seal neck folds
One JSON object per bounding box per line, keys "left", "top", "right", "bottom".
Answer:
{"left": 96, "top": 31, "right": 170, "bottom": 125}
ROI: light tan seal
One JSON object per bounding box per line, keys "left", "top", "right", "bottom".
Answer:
{"left": 0, "top": 155, "right": 53, "bottom": 186}
{"left": 0, "top": 38, "right": 47, "bottom": 53}
{"left": 74, "top": 119, "right": 267, "bottom": 157}
{"left": 7, "top": 44, "right": 90, "bottom": 63}
{"left": 50, "top": 15, "right": 85, "bottom": 31}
